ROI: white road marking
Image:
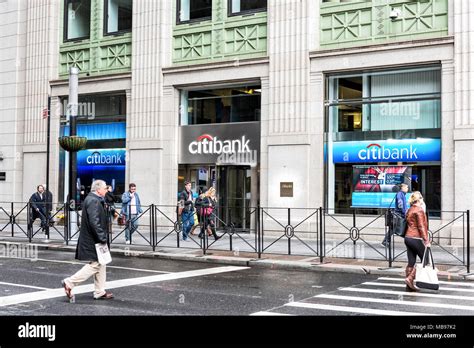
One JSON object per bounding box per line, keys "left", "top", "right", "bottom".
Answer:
{"left": 0, "top": 282, "right": 50, "bottom": 291}
{"left": 316, "top": 294, "right": 474, "bottom": 312}
{"left": 1, "top": 256, "right": 171, "bottom": 273}
{"left": 378, "top": 277, "right": 474, "bottom": 287}
{"left": 339, "top": 287, "right": 474, "bottom": 301}
{"left": 250, "top": 311, "right": 292, "bottom": 316}
{"left": 285, "top": 302, "right": 433, "bottom": 316}
{"left": 0, "top": 266, "right": 249, "bottom": 307}
{"left": 363, "top": 281, "right": 474, "bottom": 293}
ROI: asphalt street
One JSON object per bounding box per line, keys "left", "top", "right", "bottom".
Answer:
{"left": 1, "top": 249, "right": 474, "bottom": 317}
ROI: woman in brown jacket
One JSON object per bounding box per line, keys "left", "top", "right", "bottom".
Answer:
{"left": 404, "top": 191, "right": 430, "bottom": 291}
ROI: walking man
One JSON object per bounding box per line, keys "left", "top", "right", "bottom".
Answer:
{"left": 382, "top": 183, "right": 409, "bottom": 247}
{"left": 29, "top": 185, "right": 47, "bottom": 232}
{"left": 61, "top": 180, "right": 114, "bottom": 300}
{"left": 121, "top": 183, "right": 142, "bottom": 244}
{"left": 178, "top": 181, "right": 194, "bottom": 241}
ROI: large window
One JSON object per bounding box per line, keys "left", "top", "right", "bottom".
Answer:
{"left": 64, "top": 0, "right": 91, "bottom": 41}
{"left": 177, "top": 0, "right": 212, "bottom": 23}
{"left": 324, "top": 66, "right": 442, "bottom": 215}
{"left": 229, "top": 0, "right": 266, "bottom": 15}
{"left": 180, "top": 86, "right": 261, "bottom": 125}
{"left": 327, "top": 66, "right": 441, "bottom": 133}
{"left": 105, "top": 0, "right": 132, "bottom": 34}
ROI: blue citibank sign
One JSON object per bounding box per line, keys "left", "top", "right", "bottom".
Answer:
{"left": 332, "top": 138, "right": 441, "bottom": 163}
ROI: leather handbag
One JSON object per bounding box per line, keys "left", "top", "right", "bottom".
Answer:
{"left": 118, "top": 215, "right": 126, "bottom": 226}
{"left": 415, "top": 247, "right": 439, "bottom": 290}
{"left": 391, "top": 211, "right": 407, "bottom": 237}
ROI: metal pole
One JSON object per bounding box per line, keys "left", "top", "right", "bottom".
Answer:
{"left": 68, "top": 67, "right": 79, "bottom": 235}
{"left": 11, "top": 202, "right": 14, "bottom": 237}
{"left": 467, "top": 210, "right": 471, "bottom": 274}
{"left": 45, "top": 96, "right": 51, "bottom": 239}
{"left": 288, "top": 208, "right": 291, "bottom": 255}
{"left": 257, "top": 205, "right": 261, "bottom": 258}
{"left": 319, "top": 207, "right": 324, "bottom": 263}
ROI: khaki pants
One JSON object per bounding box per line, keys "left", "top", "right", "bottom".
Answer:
{"left": 64, "top": 261, "right": 106, "bottom": 298}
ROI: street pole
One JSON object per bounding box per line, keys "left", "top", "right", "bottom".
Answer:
{"left": 45, "top": 95, "right": 51, "bottom": 238}
{"left": 68, "top": 67, "right": 79, "bottom": 231}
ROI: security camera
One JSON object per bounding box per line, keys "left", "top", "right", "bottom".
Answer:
{"left": 390, "top": 8, "right": 401, "bottom": 20}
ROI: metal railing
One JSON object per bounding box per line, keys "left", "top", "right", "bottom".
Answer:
{"left": 0, "top": 201, "right": 471, "bottom": 272}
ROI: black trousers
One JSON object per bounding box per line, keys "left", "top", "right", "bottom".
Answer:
{"left": 404, "top": 237, "right": 425, "bottom": 267}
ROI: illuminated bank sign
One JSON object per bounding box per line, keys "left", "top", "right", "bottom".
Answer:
{"left": 332, "top": 139, "right": 441, "bottom": 163}
{"left": 77, "top": 149, "right": 126, "bottom": 189}
{"left": 180, "top": 122, "right": 260, "bottom": 165}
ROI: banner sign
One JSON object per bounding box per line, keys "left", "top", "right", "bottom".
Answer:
{"left": 333, "top": 138, "right": 440, "bottom": 163}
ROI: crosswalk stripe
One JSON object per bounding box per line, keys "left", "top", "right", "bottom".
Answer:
{"left": 250, "top": 311, "right": 292, "bottom": 316}
{"left": 0, "top": 281, "right": 51, "bottom": 291}
{"left": 285, "top": 302, "right": 434, "bottom": 316}
{"left": 316, "top": 294, "right": 474, "bottom": 311}
{"left": 0, "top": 266, "right": 249, "bottom": 307}
{"left": 363, "top": 282, "right": 474, "bottom": 293}
{"left": 339, "top": 287, "right": 474, "bottom": 301}
{"left": 378, "top": 277, "right": 474, "bottom": 287}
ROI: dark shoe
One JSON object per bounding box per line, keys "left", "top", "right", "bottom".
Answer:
{"left": 94, "top": 291, "right": 114, "bottom": 300}
{"left": 61, "top": 280, "right": 72, "bottom": 299}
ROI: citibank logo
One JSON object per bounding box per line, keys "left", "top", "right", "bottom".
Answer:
{"left": 358, "top": 143, "right": 418, "bottom": 161}
{"left": 189, "top": 134, "right": 251, "bottom": 155}
{"left": 86, "top": 151, "right": 123, "bottom": 165}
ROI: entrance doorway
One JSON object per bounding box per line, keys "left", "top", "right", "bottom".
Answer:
{"left": 178, "top": 165, "right": 258, "bottom": 231}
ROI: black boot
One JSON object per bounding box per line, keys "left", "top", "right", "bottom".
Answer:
{"left": 211, "top": 228, "right": 220, "bottom": 241}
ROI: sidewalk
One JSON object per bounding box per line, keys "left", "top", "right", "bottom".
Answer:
{"left": 1, "top": 236, "right": 473, "bottom": 281}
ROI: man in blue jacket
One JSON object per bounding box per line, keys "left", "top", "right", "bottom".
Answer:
{"left": 121, "top": 183, "right": 143, "bottom": 244}
{"left": 382, "top": 183, "right": 409, "bottom": 247}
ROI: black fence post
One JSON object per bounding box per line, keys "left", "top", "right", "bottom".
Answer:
{"left": 352, "top": 209, "right": 356, "bottom": 259}
{"left": 65, "top": 203, "right": 69, "bottom": 245}
{"left": 27, "top": 202, "right": 31, "bottom": 242}
{"left": 319, "top": 207, "right": 324, "bottom": 263}
{"left": 257, "top": 205, "right": 261, "bottom": 259}
{"left": 151, "top": 205, "right": 156, "bottom": 252}
{"left": 11, "top": 202, "right": 14, "bottom": 237}
{"left": 467, "top": 210, "right": 471, "bottom": 274}
{"left": 387, "top": 211, "right": 392, "bottom": 268}
{"left": 288, "top": 208, "right": 291, "bottom": 255}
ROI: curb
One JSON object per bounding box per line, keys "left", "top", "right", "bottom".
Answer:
{"left": 1, "top": 240, "right": 473, "bottom": 281}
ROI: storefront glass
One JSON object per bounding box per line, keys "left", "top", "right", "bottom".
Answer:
{"left": 324, "top": 66, "right": 442, "bottom": 215}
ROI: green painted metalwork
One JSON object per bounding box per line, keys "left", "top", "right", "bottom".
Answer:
{"left": 173, "top": 0, "right": 267, "bottom": 65}
{"left": 59, "top": 0, "right": 132, "bottom": 78}
{"left": 320, "top": 0, "right": 448, "bottom": 49}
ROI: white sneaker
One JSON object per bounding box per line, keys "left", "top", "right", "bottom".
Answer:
{"left": 125, "top": 240, "right": 130, "bottom": 245}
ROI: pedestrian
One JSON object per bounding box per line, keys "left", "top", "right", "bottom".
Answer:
{"left": 61, "top": 179, "right": 114, "bottom": 300}
{"left": 178, "top": 181, "right": 194, "bottom": 241}
{"left": 28, "top": 185, "right": 47, "bottom": 232}
{"left": 404, "top": 191, "right": 430, "bottom": 292}
{"left": 105, "top": 185, "right": 118, "bottom": 239}
{"left": 190, "top": 186, "right": 205, "bottom": 236}
{"left": 121, "top": 183, "right": 142, "bottom": 245}
{"left": 196, "top": 187, "right": 221, "bottom": 241}
{"left": 42, "top": 184, "right": 54, "bottom": 227}
{"left": 382, "top": 183, "right": 409, "bottom": 247}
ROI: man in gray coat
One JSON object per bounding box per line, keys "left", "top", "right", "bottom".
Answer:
{"left": 62, "top": 179, "right": 114, "bottom": 300}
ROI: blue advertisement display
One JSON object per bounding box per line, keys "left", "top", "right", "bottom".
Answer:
{"left": 332, "top": 138, "right": 441, "bottom": 163}
{"left": 62, "top": 122, "right": 126, "bottom": 140}
{"left": 77, "top": 149, "right": 126, "bottom": 191}
{"left": 351, "top": 165, "right": 412, "bottom": 208}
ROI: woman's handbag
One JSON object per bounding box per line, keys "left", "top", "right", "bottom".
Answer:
{"left": 391, "top": 211, "right": 407, "bottom": 237}
{"left": 415, "top": 247, "right": 439, "bottom": 290}
{"left": 118, "top": 215, "right": 126, "bottom": 226}
{"left": 95, "top": 243, "right": 112, "bottom": 265}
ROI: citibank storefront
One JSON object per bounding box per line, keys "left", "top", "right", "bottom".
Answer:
{"left": 178, "top": 85, "right": 261, "bottom": 230}
{"left": 324, "top": 66, "right": 442, "bottom": 215}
